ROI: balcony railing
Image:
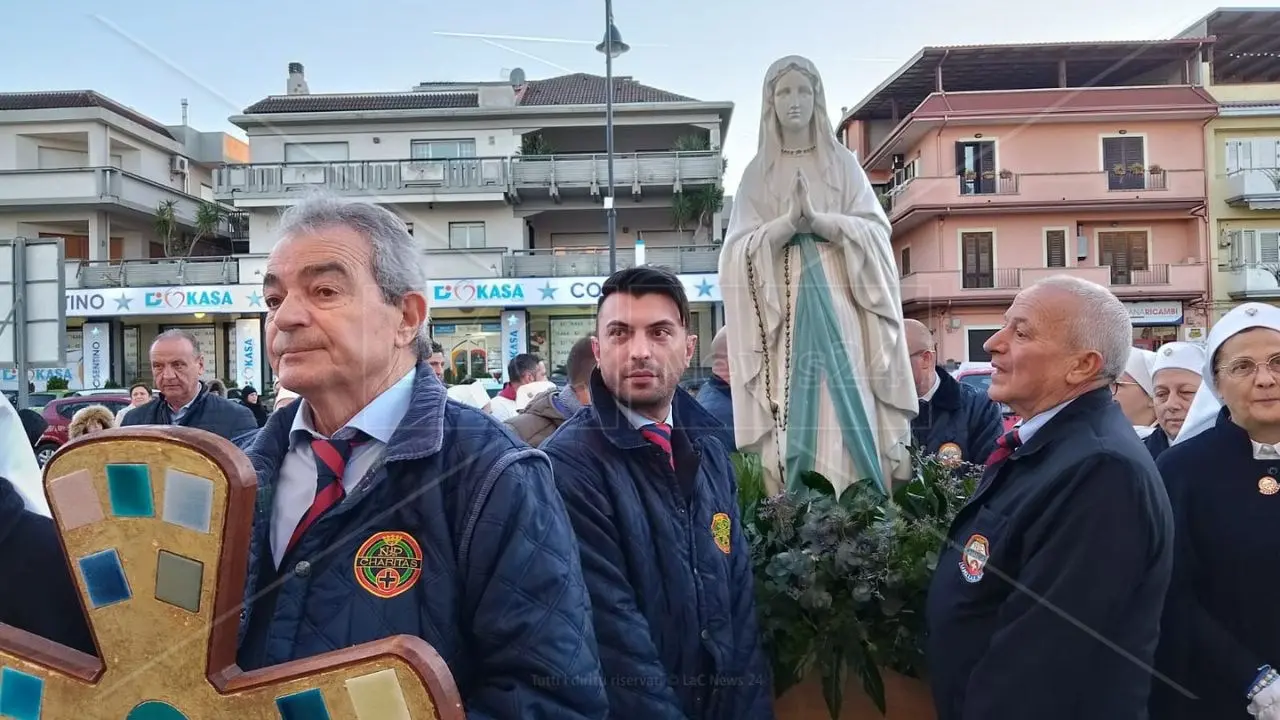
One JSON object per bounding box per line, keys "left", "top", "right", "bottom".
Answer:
{"left": 1222, "top": 262, "right": 1280, "bottom": 299}
{"left": 1225, "top": 168, "right": 1280, "bottom": 209}
{"left": 509, "top": 151, "right": 722, "bottom": 200}
{"left": 885, "top": 169, "right": 1201, "bottom": 219}
{"left": 213, "top": 151, "right": 725, "bottom": 203}
{"left": 67, "top": 256, "right": 242, "bottom": 289}
{"left": 501, "top": 244, "right": 721, "bottom": 277}
{"left": 900, "top": 263, "right": 1205, "bottom": 305}
{"left": 0, "top": 167, "right": 209, "bottom": 223}
{"left": 214, "top": 157, "right": 510, "bottom": 201}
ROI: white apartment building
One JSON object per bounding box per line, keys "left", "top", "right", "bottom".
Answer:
{"left": 0, "top": 91, "right": 252, "bottom": 391}
{"left": 216, "top": 63, "right": 733, "bottom": 382}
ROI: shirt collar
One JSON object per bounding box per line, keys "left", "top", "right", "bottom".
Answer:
{"left": 1015, "top": 397, "right": 1077, "bottom": 443}
{"left": 289, "top": 368, "right": 417, "bottom": 445}
{"left": 921, "top": 373, "right": 941, "bottom": 402}
{"left": 616, "top": 400, "right": 674, "bottom": 430}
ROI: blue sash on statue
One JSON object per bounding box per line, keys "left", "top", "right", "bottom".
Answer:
{"left": 784, "top": 233, "right": 885, "bottom": 495}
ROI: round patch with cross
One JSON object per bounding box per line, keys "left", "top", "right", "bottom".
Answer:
{"left": 354, "top": 531, "right": 425, "bottom": 598}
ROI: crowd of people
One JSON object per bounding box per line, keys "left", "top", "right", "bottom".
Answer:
{"left": 0, "top": 194, "right": 1276, "bottom": 719}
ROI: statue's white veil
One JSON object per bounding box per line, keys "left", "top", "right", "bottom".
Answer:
{"left": 754, "top": 55, "right": 847, "bottom": 217}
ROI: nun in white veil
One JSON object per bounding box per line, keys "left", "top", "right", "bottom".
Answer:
{"left": 0, "top": 398, "right": 48, "bottom": 516}
{"left": 718, "top": 55, "right": 916, "bottom": 497}
{"left": 1116, "top": 348, "right": 1158, "bottom": 438}
{"left": 1148, "top": 302, "right": 1280, "bottom": 719}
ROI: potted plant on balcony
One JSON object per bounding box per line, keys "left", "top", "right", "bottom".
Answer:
{"left": 962, "top": 170, "right": 977, "bottom": 182}
{"left": 670, "top": 134, "right": 727, "bottom": 244}
{"left": 1129, "top": 163, "right": 1145, "bottom": 175}
{"left": 1112, "top": 164, "right": 1127, "bottom": 176}
{"left": 737, "top": 450, "right": 982, "bottom": 719}
{"left": 998, "top": 169, "right": 1013, "bottom": 180}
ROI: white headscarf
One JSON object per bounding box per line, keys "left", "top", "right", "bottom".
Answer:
{"left": 1172, "top": 302, "right": 1280, "bottom": 445}
{"left": 0, "top": 400, "right": 49, "bottom": 516}
{"left": 1151, "top": 342, "right": 1206, "bottom": 378}
{"left": 1125, "top": 348, "right": 1157, "bottom": 397}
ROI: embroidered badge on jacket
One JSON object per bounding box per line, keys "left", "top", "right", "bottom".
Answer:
{"left": 938, "top": 442, "right": 963, "bottom": 466}
{"left": 711, "top": 512, "right": 732, "bottom": 554}
{"left": 960, "top": 533, "right": 990, "bottom": 583}
{"left": 353, "top": 532, "right": 424, "bottom": 598}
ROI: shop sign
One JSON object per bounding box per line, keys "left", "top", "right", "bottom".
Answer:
{"left": 65, "top": 285, "right": 265, "bottom": 318}
{"left": 500, "top": 311, "right": 528, "bottom": 382}
{"left": 1124, "top": 300, "right": 1183, "bottom": 326}
{"left": 427, "top": 274, "right": 721, "bottom": 308}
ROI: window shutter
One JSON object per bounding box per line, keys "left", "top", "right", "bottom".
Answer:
{"left": 1045, "top": 230, "right": 1066, "bottom": 267}
{"left": 1260, "top": 231, "right": 1280, "bottom": 264}
{"left": 954, "top": 142, "right": 966, "bottom": 176}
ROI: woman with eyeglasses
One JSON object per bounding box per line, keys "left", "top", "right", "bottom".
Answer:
{"left": 1149, "top": 302, "right": 1280, "bottom": 720}
{"left": 1114, "top": 347, "right": 1159, "bottom": 437}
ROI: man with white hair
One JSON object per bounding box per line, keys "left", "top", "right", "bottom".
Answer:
{"left": 238, "top": 194, "right": 607, "bottom": 718}
{"left": 695, "top": 326, "right": 737, "bottom": 451}
{"left": 1144, "top": 341, "right": 1205, "bottom": 460}
{"left": 925, "top": 275, "right": 1174, "bottom": 720}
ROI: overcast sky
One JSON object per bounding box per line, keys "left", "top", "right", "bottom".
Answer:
{"left": 1, "top": 0, "right": 1266, "bottom": 192}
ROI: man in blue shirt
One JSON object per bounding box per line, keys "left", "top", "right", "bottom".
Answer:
{"left": 543, "top": 266, "right": 772, "bottom": 719}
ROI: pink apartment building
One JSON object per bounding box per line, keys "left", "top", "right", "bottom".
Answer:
{"left": 838, "top": 40, "right": 1217, "bottom": 364}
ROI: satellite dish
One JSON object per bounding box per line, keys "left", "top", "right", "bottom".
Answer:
{"left": 509, "top": 68, "right": 526, "bottom": 85}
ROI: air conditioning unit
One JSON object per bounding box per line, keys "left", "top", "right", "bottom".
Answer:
{"left": 170, "top": 155, "right": 189, "bottom": 175}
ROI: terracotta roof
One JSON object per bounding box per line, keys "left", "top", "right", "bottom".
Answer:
{"left": 238, "top": 73, "right": 697, "bottom": 114}
{"left": 911, "top": 86, "right": 1218, "bottom": 116}
{"left": 518, "top": 73, "right": 696, "bottom": 105}
{"left": 242, "top": 91, "right": 478, "bottom": 114}
{"left": 0, "top": 90, "right": 175, "bottom": 139}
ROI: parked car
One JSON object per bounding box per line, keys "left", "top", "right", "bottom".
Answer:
{"left": 33, "top": 394, "right": 131, "bottom": 466}
{"left": 951, "top": 364, "right": 1020, "bottom": 432}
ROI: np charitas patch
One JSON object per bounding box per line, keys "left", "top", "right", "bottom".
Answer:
{"left": 711, "top": 512, "right": 732, "bottom": 554}
{"left": 959, "top": 533, "right": 990, "bottom": 583}
{"left": 354, "top": 532, "right": 424, "bottom": 599}
{"left": 938, "top": 442, "right": 963, "bottom": 466}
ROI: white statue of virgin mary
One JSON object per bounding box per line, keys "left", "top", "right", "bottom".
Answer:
{"left": 718, "top": 55, "right": 917, "bottom": 498}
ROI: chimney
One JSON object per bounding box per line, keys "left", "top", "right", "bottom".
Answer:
{"left": 287, "top": 63, "right": 309, "bottom": 95}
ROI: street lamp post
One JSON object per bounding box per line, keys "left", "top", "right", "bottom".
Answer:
{"left": 596, "top": 1, "right": 629, "bottom": 274}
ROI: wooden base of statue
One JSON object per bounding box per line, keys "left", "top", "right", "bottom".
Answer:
{"left": 773, "top": 670, "right": 936, "bottom": 720}
{"left": 0, "top": 426, "right": 464, "bottom": 719}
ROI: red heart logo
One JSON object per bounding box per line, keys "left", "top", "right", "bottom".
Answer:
{"left": 164, "top": 289, "right": 185, "bottom": 308}
{"left": 455, "top": 282, "right": 476, "bottom": 303}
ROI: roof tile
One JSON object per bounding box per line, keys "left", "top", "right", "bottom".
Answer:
{"left": 242, "top": 91, "right": 478, "bottom": 114}
{"left": 0, "top": 90, "right": 175, "bottom": 139}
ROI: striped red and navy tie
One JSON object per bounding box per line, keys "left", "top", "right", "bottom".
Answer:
{"left": 983, "top": 429, "right": 1022, "bottom": 468}
{"left": 286, "top": 432, "right": 367, "bottom": 556}
{"left": 640, "top": 422, "right": 675, "bottom": 470}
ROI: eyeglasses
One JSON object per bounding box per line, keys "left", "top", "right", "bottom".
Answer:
{"left": 1217, "top": 354, "right": 1280, "bottom": 380}
{"left": 1110, "top": 381, "right": 1140, "bottom": 396}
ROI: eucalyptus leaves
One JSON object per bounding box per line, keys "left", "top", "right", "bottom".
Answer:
{"left": 737, "top": 450, "right": 981, "bottom": 718}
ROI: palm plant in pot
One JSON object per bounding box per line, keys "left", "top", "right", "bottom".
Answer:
{"left": 734, "top": 450, "right": 982, "bottom": 719}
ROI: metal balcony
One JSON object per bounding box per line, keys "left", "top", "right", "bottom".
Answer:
{"left": 214, "top": 157, "right": 510, "bottom": 203}
{"left": 501, "top": 244, "right": 720, "bottom": 277}
{"left": 509, "top": 151, "right": 723, "bottom": 202}
{"left": 67, "top": 256, "right": 242, "bottom": 289}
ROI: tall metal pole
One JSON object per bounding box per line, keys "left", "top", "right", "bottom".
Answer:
{"left": 13, "top": 238, "right": 28, "bottom": 411}
{"left": 605, "top": 0, "right": 618, "bottom": 274}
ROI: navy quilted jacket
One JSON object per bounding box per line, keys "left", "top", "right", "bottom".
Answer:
{"left": 236, "top": 364, "right": 608, "bottom": 720}
{"left": 542, "top": 370, "right": 774, "bottom": 720}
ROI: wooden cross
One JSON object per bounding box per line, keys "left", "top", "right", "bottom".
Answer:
{"left": 0, "top": 426, "right": 465, "bottom": 720}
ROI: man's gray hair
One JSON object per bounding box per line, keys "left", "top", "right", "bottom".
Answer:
{"left": 153, "top": 328, "right": 203, "bottom": 357}
{"left": 275, "top": 193, "right": 430, "bottom": 358}
{"left": 1034, "top": 275, "right": 1132, "bottom": 380}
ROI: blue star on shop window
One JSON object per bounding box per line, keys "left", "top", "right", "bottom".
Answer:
{"left": 695, "top": 278, "right": 715, "bottom": 298}
{"left": 247, "top": 291, "right": 263, "bottom": 308}
{"left": 115, "top": 294, "right": 133, "bottom": 311}
{"left": 539, "top": 283, "right": 557, "bottom": 300}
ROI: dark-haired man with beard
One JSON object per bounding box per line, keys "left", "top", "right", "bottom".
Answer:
{"left": 542, "top": 266, "right": 773, "bottom": 720}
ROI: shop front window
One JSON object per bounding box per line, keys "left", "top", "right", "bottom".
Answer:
{"left": 431, "top": 321, "right": 502, "bottom": 383}
{"left": 1132, "top": 326, "right": 1178, "bottom": 351}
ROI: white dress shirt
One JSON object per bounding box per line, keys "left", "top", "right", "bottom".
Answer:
{"left": 270, "top": 369, "right": 416, "bottom": 567}
{"left": 1014, "top": 397, "right": 1076, "bottom": 444}
{"left": 617, "top": 402, "right": 675, "bottom": 430}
